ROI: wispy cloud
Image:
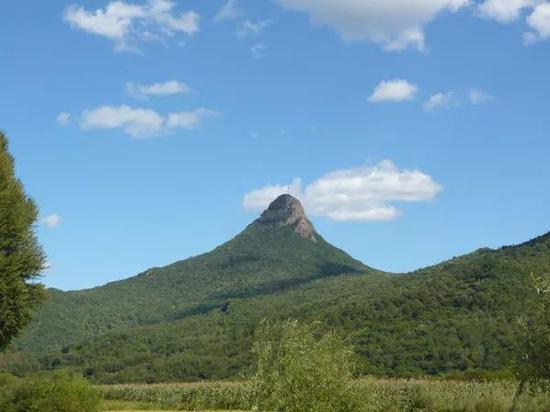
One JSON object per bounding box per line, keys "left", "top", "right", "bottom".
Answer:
{"left": 469, "top": 89, "right": 495, "bottom": 105}
{"left": 423, "top": 92, "right": 455, "bottom": 111}
{"left": 235, "top": 19, "right": 273, "bottom": 37}
{"left": 126, "top": 80, "right": 192, "bottom": 99}
{"left": 244, "top": 160, "right": 442, "bottom": 222}
{"left": 64, "top": 0, "right": 199, "bottom": 51}
{"left": 251, "top": 44, "right": 268, "bottom": 59}
{"left": 56, "top": 112, "right": 72, "bottom": 125}
{"left": 42, "top": 214, "right": 62, "bottom": 228}
{"left": 214, "top": 0, "right": 241, "bottom": 22}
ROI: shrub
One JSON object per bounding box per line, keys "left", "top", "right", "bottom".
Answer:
{"left": 513, "top": 274, "right": 550, "bottom": 407}
{"left": 248, "top": 319, "right": 359, "bottom": 412}
{"left": 0, "top": 372, "right": 100, "bottom": 412}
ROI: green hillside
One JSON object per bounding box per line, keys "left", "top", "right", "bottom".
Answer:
{"left": 4, "top": 196, "right": 550, "bottom": 383}
{"left": 47, "top": 233, "right": 549, "bottom": 383}
{"left": 15, "top": 195, "right": 368, "bottom": 354}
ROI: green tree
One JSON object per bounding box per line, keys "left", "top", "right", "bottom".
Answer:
{"left": 0, "top": 131, "right": 46, "bottom": 350}
{"left": 249, "top": 319, "right": 359, "bottom": 412}
{"left": 512, "top": 273, "right": 550, "bottom": 410}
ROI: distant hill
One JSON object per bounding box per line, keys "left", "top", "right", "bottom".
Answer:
{"left": 4, "top": 196, "right": 550, "bottom": 383}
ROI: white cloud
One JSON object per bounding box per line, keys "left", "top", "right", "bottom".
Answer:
{"left": 82, "top": 106, "right": 164, "bottom": 136}
{"left": 477, "top": 0, "right": 550, "bottom": 45}
{"left": 469, "top": 89, "right": 495, "bottom": 104}
{"left": 126, "top": 80, "right": 191, "bottom": 98}
{"left": 243, "top": 160, "right": 442, "bottom": 222}
{"left": 42, "top": 214, "right": 62, "bottom": 228}
{"left": 64, "top": 0, "right": 199, "bottom": 51}
{"left": 235, "top": 19, "right": 273, "bottom": 37}
{"left": 423, "top": 92, "right": 454, "bottom": 111}
{"left": 275, "top": 0, "right": 468, "bottom": 50}
{"left": 478, "top": 0, "right": 537, "bottom": 23}
{"left": 80, "top": 105, "right": 218, "bottom": 138}
{"left": 56, "top": 112, "right": 72, "bottom": 125}
{"left": 148, "top": 0, "right": 199, "bottom": 35}
{"left": 368, "top": 79, "right": 418, "bottom": 103}
{"left": 525, "top": 3, "right": 550, "bottom": 43}
{"left": 251, "top": 43, "right": 268, "bottom": 59}
{"left": 165, "top": 108, "right": 218, "bottom": 129}
{"left": 214, "top": 0, "right": 241, "bottom": 22}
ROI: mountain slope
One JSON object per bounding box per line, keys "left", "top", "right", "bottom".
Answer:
{"left": 55, "top": 231, "right": 550, "bottom": 383}
{"left": 6, "top": 196, "right": 550, "bottom": 383}
{"left": 16, "top": 195, "right": 369, "bottom": 354}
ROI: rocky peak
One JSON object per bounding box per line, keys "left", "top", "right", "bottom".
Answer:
{"left": 256, "top": 194, "right": 317, "bottom": 242}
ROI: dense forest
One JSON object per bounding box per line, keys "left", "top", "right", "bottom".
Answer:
{"left": 2, "top": 196, "right": 549, "bottom": 383}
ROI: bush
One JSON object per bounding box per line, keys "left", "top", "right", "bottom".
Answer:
{"left": 513, "top": 273, "right": 550, "bottom": 410}
{"left": 249, "top": 319, "right": 359, "bottom": 412}
{"left": 0, "top": 372, "right": 100, "bottom": 412}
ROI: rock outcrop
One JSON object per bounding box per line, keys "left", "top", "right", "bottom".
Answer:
{"left": 255, "top": 194, "right": 317, "bottom": 242}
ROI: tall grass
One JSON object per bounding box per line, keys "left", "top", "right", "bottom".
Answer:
{"left": 98, "top": 378, "right": 550, "bottom": 411}
{"left": 99, "top": 381, "right": 247, "bottom": 411}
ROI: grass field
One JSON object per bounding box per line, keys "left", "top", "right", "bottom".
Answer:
{"left": 101, "top": 399, "right": 244, "bottom": 412}
{"left": 102, "top": 400, "right": 243, "bottom": 412}
{"left": 98, "top": 378, "right": 550, "bottom": 411}
{"left": 103, "top": 404, "right": 243, "bottom": 412}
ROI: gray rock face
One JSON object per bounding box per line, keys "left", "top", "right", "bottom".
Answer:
{"left": 256, "top": 194, "right": 317, "bottom": 242}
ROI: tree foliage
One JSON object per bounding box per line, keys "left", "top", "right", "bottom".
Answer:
{"left": 4, "top": 230, "right": 550, "bottom": 383}
{"left": 249, "top": 319, "right": 358, "bottom": 412}
{"left": 0, "top": 132, "right": 45, "bottom": 350}
{"left": 515, "top": 273, "right": 550, "bottom": 391}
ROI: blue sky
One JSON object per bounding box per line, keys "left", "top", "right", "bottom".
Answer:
{"left": 1, "top": 0, "right": 549, "bottom": 290}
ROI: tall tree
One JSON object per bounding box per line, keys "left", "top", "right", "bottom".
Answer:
{"left": 0, "top": 131, "right": 45, "bottom": 350}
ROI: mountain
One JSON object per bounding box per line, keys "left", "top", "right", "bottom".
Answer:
{"left": 15, "top": 195, "right": 369, "bottom": 354}
{"left": 3, "top": 196, "right": 550, "bottom": 383}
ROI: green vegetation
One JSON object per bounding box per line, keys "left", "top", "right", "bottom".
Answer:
{"left": 99, "top": 381, "right": 246, "bottom": 411}
{"left": 511, "top": 273, "right": 550, "bottom": 409}
{"left": 0, "top": 132, "right": 46, "bottom": 350}
{"left": 5, "top": 227, "right": 550, "bottom": 383}
{"left": 1, "top": 126, "right": 548, "bottom": 410}
{"left": 516, "top": 273, "right": 550, "bottom": 388}
{"left": 0, "top": 372, "right": 100, "bottom": 411}
{"left": 249, "top": 319, "right": 357, "bottom": 412}
{"left": 97, "top": 378, "right": 550, "bottom": 411}
{"left": 16, "top": 221, "right": 367, "bottom": 355}
{"left": 2, "top": 184, "right": 550, "bottom": 384}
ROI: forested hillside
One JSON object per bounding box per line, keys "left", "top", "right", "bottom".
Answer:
{"left": 15, "top": 195, "right": 368, "bottom": 354}
{"left": 3, "top": 196, "right": 549, "bottom": 383}
{"left": 50, "top": 233, "right": 549, "bottom": 383}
